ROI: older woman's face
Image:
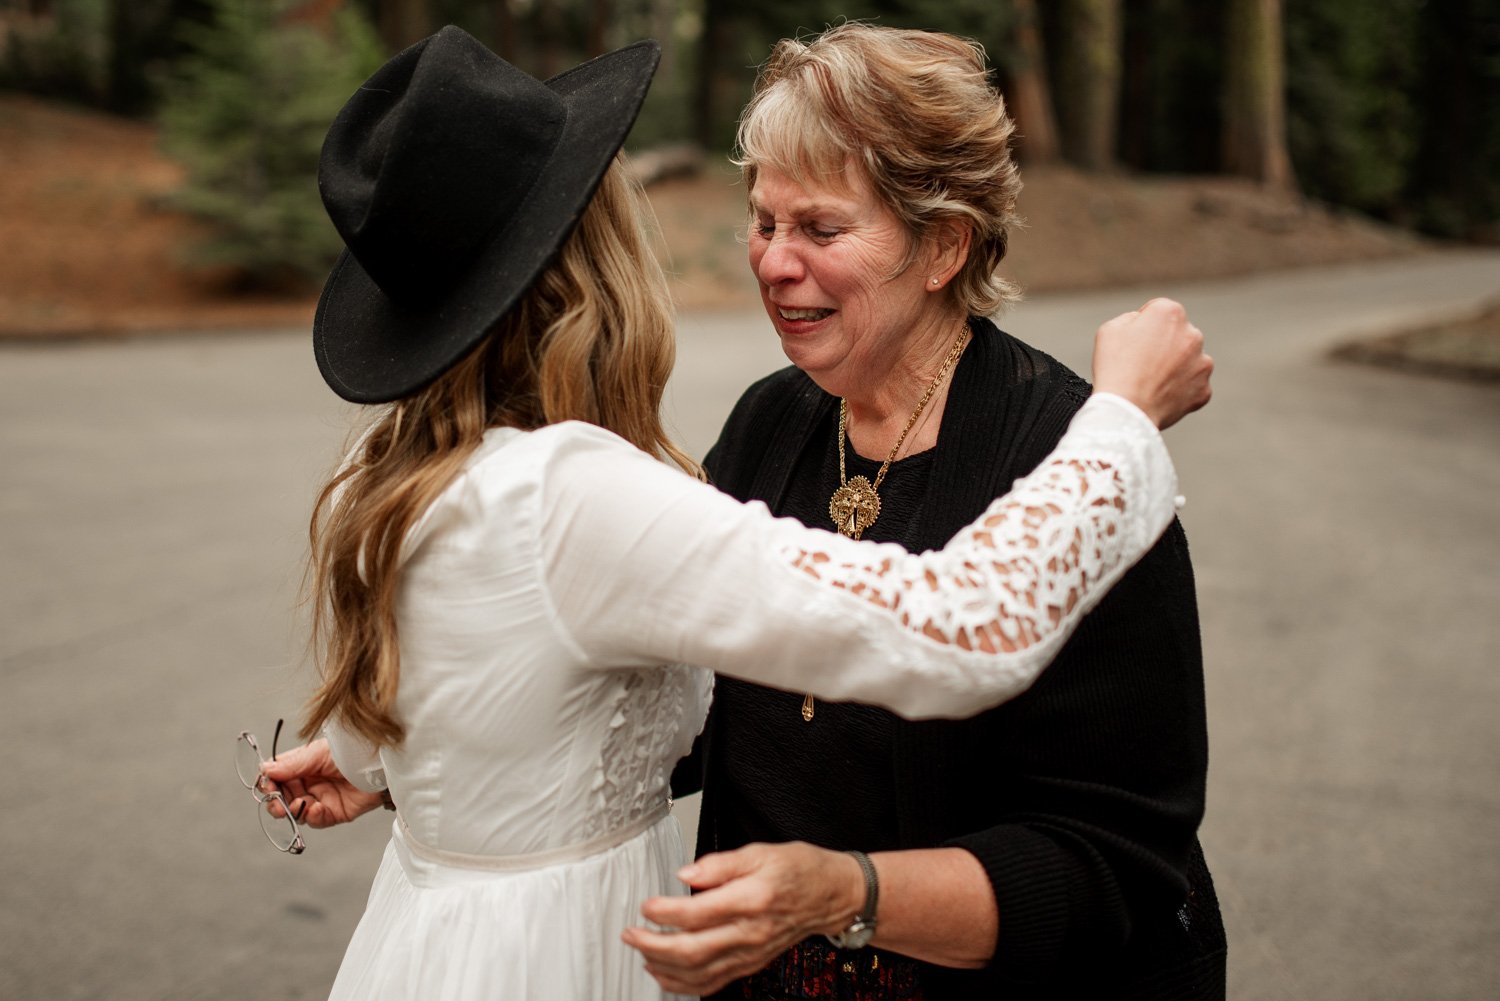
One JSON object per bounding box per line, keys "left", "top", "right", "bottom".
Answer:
{"left": 748, "top": 165, "right": 944, "bottom": 395}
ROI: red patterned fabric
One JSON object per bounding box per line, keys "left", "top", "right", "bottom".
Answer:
{"left": 728, "top": 939, "right": 924, "bottom": 1001}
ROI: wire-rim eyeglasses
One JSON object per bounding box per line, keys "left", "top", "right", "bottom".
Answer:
{"left": 235, "top": 718, "right": 307, "bottom": 855}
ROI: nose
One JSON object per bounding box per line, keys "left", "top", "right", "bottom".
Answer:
{"left": 754, "top": 230, "right": 804, "bottom": 286}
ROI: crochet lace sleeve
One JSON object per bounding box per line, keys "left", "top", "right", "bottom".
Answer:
{"left": 539, "top": 393, "right": 1182, "bottom": 720}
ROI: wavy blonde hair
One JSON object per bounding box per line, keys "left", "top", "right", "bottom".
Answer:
{"left": 303, "top": 157, "right": 697, "bottom": 747}
{"left": 735, "top": 23, "right": 1024, "bottom": 315}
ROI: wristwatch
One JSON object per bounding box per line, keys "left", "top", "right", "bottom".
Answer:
{"left": 826, "top": 850, "right": 879, "bottom": 949}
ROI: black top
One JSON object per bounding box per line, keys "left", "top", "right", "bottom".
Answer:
{"left": 713, "top": 423, "right": 930, "bottom": 854}
{"left": 676, "top": 318, "right": 1227, "bottom": 1000}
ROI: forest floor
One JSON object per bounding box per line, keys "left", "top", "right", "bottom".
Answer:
{"left": 2, "top": 94, "right": 1495, "bottom": 377}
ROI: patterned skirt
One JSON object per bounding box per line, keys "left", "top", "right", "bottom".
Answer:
{"left": 714, "top": 937, "right": 925, "bottom": 1001}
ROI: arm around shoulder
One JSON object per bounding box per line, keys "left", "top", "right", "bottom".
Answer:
{"left": 535, "top": 400, "right": 1181, "bottom": 719}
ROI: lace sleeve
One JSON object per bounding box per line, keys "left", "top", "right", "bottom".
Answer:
{"left": 538, "top": 393, "right": 1181, "bottom": 720}
{"left": 778, "top": 391, "right": 1178, "bottom": 657}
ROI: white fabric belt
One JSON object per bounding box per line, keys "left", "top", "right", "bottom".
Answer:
{"left": 395, "top": 802, "right": 670, "bottom": 872}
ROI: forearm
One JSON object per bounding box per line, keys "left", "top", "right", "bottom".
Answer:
{"left": 866, "top": 848, "right": 998, "bottom": 969}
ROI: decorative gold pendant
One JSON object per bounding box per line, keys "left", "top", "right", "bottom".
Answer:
{"left": 801, "top": 694, "right": 815, "bottom": 722}
{"left": 829, "top": 475, "right": 881, "bottom": 540}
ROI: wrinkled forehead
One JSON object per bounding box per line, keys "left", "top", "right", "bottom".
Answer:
{"left": 746, "top": 161, "right": 879, "bottom": 219}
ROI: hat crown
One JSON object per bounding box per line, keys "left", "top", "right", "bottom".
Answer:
{"left": 319, "top": 26, "right": 565, "bottom": 305}
{"left": 313, "top": 31, "right": 659, "bottom": 404}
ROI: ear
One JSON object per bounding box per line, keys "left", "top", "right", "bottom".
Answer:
{"left": 923, "top": 217, "right": 972, "bottom": 293}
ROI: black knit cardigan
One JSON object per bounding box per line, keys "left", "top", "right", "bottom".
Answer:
{"left": 674, "top": 317, "right": 1227, "bottom": 1000}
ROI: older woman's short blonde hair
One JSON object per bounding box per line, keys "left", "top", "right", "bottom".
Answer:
{"left": 735, "top": 23, "right": 1023, "bottom": 315}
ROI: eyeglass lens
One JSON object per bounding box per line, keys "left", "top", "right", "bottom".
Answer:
{"left": 236, "top": 721, "right": 304, "bottom": 854}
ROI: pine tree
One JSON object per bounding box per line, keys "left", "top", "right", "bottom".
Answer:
{"left": 156, "top": 0, "right": 384, "bottom": 287}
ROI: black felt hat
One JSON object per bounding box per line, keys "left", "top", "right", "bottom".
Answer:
{"left": 313, "top": 26, "right": 660, "bottom": 403}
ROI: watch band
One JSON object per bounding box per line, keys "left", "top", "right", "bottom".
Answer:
{"left": 848, "top": 850, "right": 879, "bottom": 924}
{"left": 826, "top": 850, "right": 879, "bottom": 949}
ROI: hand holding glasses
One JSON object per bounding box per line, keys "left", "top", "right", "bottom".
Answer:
{"left": 235, "top": 719, "right": 307, "bottom": 854}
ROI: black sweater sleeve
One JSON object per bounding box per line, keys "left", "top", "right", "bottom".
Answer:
{"left": 941, "top": 521, "right": 1209, "bottom": 989}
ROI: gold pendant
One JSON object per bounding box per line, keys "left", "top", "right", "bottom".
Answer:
{"left": 829, "top": 475, "right": 881, "bottom": 540}
{"left": 801, "top": 694, "right": 815, "bottom": 722}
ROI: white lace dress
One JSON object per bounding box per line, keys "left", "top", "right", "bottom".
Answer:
{"left": 322, "top": 393, "right": 1180, "bottom": 1001}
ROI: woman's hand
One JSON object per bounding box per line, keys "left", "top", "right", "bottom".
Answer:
{"left": 259, "top": 737, "right": 386, "bottom": 829}
{"left": 1092, "top": 297, "right": 1214, "bottom": 429}
{"left": 622, "top": 841, "right": 865, "bottom": 997}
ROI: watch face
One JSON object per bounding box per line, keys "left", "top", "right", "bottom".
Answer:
{"left": 830, "top": 919, "right": 875, "bottom": 949}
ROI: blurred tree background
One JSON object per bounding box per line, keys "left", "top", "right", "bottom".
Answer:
{"left": 2, "top": 0, "right": 1496, "bottom": 287}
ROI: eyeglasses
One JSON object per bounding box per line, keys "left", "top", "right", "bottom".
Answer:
{"left": 235, "top": 719, "right": 306, "bottom": 855}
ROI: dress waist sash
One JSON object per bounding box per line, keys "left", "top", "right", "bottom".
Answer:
{"left": 394, "top": 802, "right": 671, "bottom": 872}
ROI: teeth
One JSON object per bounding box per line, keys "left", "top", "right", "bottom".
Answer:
{"left": 778, "top": 307, "right": 834, "bottom": 321}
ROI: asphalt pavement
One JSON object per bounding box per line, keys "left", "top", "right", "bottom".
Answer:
{"left": 1, "top": 249, "right": 1497, "bottom": 1000}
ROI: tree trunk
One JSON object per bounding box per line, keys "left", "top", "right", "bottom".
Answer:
{"left": 1055, "top": 0, "right": 1122, "bottom": 171}
{"left": 1222, "top": 0, "right": 1294, "bottom": 188}
{"left": 106, "top": 0, "right": 147, "bottom": 113}
{"left": 377, "top": 0, "right": 430, "bottom": 53}
{"left": 692, "top": 0, "right": 733, "bottom": 150}
{"left": 491, "top": 0, "right": 515, "bottom": 62}
{"left": 1005, "top": 0, "right": 1060, "bottom": 164}
{"left": 653, "top": 0, "right": 676, "bottom": 82}
{"left": 586, "top": 0, "right": 611, "bottom": 58}
{"left": 534, "top": 0, "right": 563, "bottom": 78}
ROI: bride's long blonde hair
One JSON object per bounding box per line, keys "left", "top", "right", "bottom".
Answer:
{"left": 303, "top": 158, "right": 698, "bottom": 748}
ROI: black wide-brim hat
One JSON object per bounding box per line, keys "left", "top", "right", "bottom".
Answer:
{"left": 313, "top": 26, "right": 660, "bottom": 403}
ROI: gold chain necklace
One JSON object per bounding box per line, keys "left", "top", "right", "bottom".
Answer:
{"left": 803, "top": 320, "right": 970, "bottom": 722}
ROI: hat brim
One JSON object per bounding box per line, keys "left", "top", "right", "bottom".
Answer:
{"left": 313, "top": 41, "right": 660, "bottom": 404}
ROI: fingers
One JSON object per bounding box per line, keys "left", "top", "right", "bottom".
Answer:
{"left": 641, "top": 877, "right": 771, "bottom": 931}
{"left": 1091, "top": 296, "right": 1214, "bottom": 429}
{"left": 1138, "top": 296, "right": 1186, "bottom": 322}
{"left": 1159, "top": 353, "right": 1214, "bottom": 429}
{"left": 274, "top": 794, "right": 333, "bottom": 828}
{"left": 623, "top": 922, "right": 779, "bottom": 997}
{"left": 675, "top": 845, "right": 757, "bottom": 891}
{"left": 292, "top": 798, "right": 339, "bottom": 829}
{"left": 262, "top": 790, "right": 308, "bottom": 822}
{"left": 641, "top": 845, "right": 775, "bottom": 929}
{"left": 260, "top": 741, "right": 318, "bottom": 781}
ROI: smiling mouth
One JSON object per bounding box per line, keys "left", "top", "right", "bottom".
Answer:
{"left": 777, "top": 307, "right": 835, "bottom": 322}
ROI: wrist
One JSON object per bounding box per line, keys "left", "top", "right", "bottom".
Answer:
{"left": 1090, "top": 388, "right": 1162, "bottom": 430}
{"left": 824, "top": 850, "right": 879, "bottom": 949}
{"left": 838, "top": 850, "right": 866, "bottom": 930}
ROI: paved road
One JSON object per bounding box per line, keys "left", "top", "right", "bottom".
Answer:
{"left": 2, "top": 249, "right": 1497, "bottom": 1000}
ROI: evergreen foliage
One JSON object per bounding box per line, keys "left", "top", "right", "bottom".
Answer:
{"left": 154, "top": 0, "right": 384, "bottom": 287}
{"left": 0, "top": 0, "right": 111, "bottom": 103}
{"left": 689, "top": 0, "right": 1014, "bottom": 152}
{"left": 1406, "top": 0, "right": 1500, "bottom": 238}
{"left": 1285, "top": 0, "right": 1422, "bottom": 216}
{"left": 1285, "top": 0, "right": 1499, "bottom": 238}
{"left": 5, "top": 0, "right": 1498, "bottom": 247}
